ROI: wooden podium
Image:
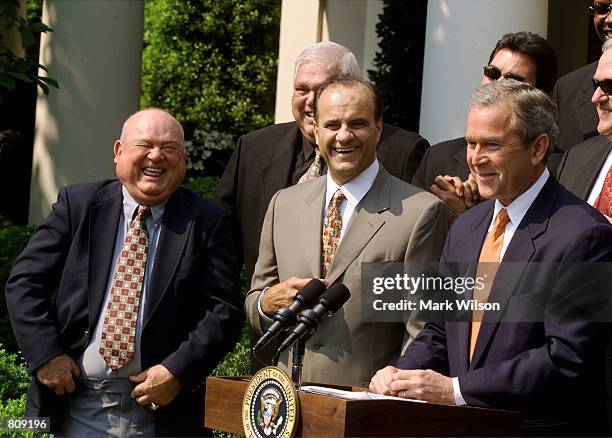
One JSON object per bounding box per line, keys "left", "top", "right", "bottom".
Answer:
{"left": 204, "top": 376, "right": 520, "bottom": 436}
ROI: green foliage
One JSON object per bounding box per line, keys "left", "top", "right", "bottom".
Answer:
{"left": 182, "top": 176, "right": 220, "bottom": 200}
{"left": 0, "top": 344, "right": 29, "bottom": 401}
{"left": 141, "top": 0, "right": 280, "bottom": 138}
{"left": 185, "top": 129, "right": 234, "bottom": 177}
{"left": 368, "top": 0, "right": 428, "bottom": 131}
{"left": 0, "top": 215, "right": 33, "bottom": 352}
{"left": 0, "top": 0, "right": 57, "bottom": 94}
{"left": 211, "top": 322, "right": 250, "bottom": 377}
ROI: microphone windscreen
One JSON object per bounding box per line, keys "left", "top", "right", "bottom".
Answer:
{"left": 296, "top": 278, "right": 327, "bottom": 306}
{"left": 320, "top": 283, "right": 350, "bottom": 312}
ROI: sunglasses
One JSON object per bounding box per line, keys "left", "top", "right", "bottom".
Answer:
{"left": 483, "top": 65, "right": 527, "bottom": 83}
{"left": 588, "top": 3, "right": 612, "bottom": 16}
{"left": 593, "top": 78, "right": 612, "bottom": 94}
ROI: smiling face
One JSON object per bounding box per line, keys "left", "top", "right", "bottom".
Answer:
{"left": 592, "top": 49, "right": 612, "bottom": 138}
{"left": 466, "top": 103, "right": 547, "bottom": 206}
{"left": 314, "top": 83, "right": 382, "bottom": 185}
{"left": 481, "top": 48, "right": 537, "bottom": 87}
{"left": 114, "top": 109, "right": 186, "bottom": 206}
{"left": 292, "top": 62, "right": 338, "bottom": 144}
{"left": 594, "top": 0, "right": 612, "bottom": 42}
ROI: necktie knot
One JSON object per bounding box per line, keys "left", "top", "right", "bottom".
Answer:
{"left": 297, "top": 148, "right": 323, "bottom": 184}
{"left": 330, "top": 189, "right": 345, "bottom": 208}
{"left": 492, "top": 208, "right": 510, "bottom": 235}
{"left": 133, "top": 205, "right": 150, "bottom": 223}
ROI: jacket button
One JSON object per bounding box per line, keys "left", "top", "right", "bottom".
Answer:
{"left": 84, "top": 329, "right": 90, "bottom": 338}
{"left": 311, "top": 341, "right": 322, "bottom": 350}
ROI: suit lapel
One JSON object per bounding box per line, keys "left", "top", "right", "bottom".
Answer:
{"left": 88, "top": 182, "right": 123, "bottom": 330}
{"left": 578, "top": 137, "right": 612, "bottom": 199}
{"left": 261, "top": 123, "right": 300, "bottom": 198}
{"left": 300, "top": 179, "right": 326, "bottom": 277}
{"left": 143, "top": 190, "right": 192, "bottom": 326}
{"left": 470, "top": 176, "right": 557, "bottom": 368}
{"left": 325, "top": 168, "right": 389, "bottom": 286}
{"left": 452, "top": 140, "right": 469, "bottom": 177}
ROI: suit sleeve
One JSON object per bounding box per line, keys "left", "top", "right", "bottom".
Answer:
{"left": 457, "top": 223, "right": 611, "bottom": 408}
{"left": 5, "top": 188, "right": 71, "bottom": 373}
{"left": 244, "top": 191, "right": 281, "bottom": 336}
{"left": 160, "top": 209, "right": 245, "bottom": 390}
{"left": 411, "top": 146, "right": 431, "bottom": 190}
{"left": 401, "top": 135, "right": 429, "bottom": 183}
{"left": 214, "top": 135, "right": 244, "bottom": 268}
{"left": 397, "top": 196, "right": 451, "bottom": 373}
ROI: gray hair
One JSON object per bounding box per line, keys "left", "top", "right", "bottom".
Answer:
{"left": 469, "top": 80, "right": 559, "bottom": 150}
{"left": 294, "top": 41, "right": 360, "bottom": 80}
{"left": 603, "top": 38, "right": 612, "bottom": 52}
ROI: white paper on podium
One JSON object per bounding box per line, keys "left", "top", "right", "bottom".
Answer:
{"left": 299, "top": 385, "right": 426, "bottom": 403}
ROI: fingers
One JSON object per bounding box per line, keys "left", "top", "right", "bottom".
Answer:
{"left": 36, "top": 354, "right": 79, "bottom": 395}
{"left": 261, "top": 277, "right": 314, "bottom": 314}
{"left": 369, "top": 366, "right": 398, "bottom": 396}
{"left": 130, "top": 364, "right": 181, "bottom": 407}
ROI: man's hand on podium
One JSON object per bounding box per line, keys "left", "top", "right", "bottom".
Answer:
{"left": 370, "top": 366, "right": 455, "bottom": 405}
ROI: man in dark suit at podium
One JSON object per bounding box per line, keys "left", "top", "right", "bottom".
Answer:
{"left": 370, "top": 81, "right": 612, "bottom": 435}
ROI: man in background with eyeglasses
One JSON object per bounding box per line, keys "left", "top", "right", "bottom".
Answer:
{"left": 412, "top": 32, "right": 557, "bottom": 219}
{"left": 553, "top": 0, "right": 612, "bottom": 151}
{"left": 558, "top": 39, "right": 612, "bottom": 223}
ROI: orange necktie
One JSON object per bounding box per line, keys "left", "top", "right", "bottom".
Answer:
{"left": 470, "top": 208, "right": 510, "bottom": 360}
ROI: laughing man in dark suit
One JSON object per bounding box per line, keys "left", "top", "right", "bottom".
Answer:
{"left": 5, "top": 109, "right": 244, "bottom": 436}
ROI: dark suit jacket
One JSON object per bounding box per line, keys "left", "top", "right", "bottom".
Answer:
{"left": 5, "top": 180, "right": 244, "bottom": 436}
{"left": 411, "top": 137, "right": 468, "bottom": 190}
{"left": 397, "top": 175, "right": 612, "bottom": 434}
{"left": 215, "top": 120, "right": 429, "bottom": 285}
{"left": 557, "top": 134, "right": 612, "bottom": 200}
{"left": 553, "top": 61, "right": 599, "bottom": 151}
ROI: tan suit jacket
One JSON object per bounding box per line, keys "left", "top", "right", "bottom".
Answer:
{"left": 245, "top": 166, "right": 449, "bottom": 386}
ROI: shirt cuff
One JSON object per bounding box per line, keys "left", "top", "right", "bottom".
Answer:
{"left": 257, "top": 287, "right": 274, "bottom": 330}
{"left": 452, "top": 377, "right": 467, "bottom": 406}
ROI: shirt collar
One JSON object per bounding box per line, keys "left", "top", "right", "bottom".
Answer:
{"left": 121, "top": 186, "right": 165, "bottom": 226}
{"left": 325, "top": 159, "right": 379, "bottom": 206}
{"left": 492, "top": 167, "right": 550, "bottom": 228}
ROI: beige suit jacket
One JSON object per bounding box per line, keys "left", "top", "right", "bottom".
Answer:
{"left": 245, "top": 166, "right": 449, "bottom": 386}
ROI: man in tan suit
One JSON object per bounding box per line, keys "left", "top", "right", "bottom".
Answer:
{"left": 245, "top": 74, "right": 449, "bottom": 387}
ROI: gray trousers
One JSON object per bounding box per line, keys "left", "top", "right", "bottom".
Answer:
{"left": 58, "top": 377, "right": 155, "bottom": 437}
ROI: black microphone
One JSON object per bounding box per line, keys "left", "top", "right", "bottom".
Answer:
{"left": 276, "top": 283, "right": 350, "bottom": 355}
{"left": 253, "top": 279, "right": 326, "bottom": 352}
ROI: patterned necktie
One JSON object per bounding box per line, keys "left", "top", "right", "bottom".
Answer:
{"left": 594, "top": 166, "right": 612, "bottom": 217}
{"left": 321, "top": 190, "right": 345, "bottom": 277}
{"left": 470, "top": 208, "right": 510, "bottom": 360}
{"left": 100, "top": 205, "right": 150, "bottom": 370}
{"left": 297, "top": 148, "right": 322, "bottom": 184}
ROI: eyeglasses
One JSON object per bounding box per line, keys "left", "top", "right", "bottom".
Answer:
{"left": 593, "top": 78, "right": 612, "bottom": 94}
{"left": 588, "top": 3, "right": 612, "bottom": 16}
{"left": 483, "top": 65, "right": 527, "bottom": 83}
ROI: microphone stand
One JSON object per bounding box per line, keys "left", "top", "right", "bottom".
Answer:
{"left": 291, "top": 338, "right": 306, "bottom": 389}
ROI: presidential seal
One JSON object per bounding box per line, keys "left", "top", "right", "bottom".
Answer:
{"left": 242, "top": 366, "right": 299, "bottom": 438}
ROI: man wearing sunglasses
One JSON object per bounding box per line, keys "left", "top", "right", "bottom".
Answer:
{"left": 412, "top": 32, "right": 557, "bottom": 219}
{"left": 558, "top": 39, "right": 612, "bottom": 224}
{"left": 553, "top": 1, "right": 612, "bottom": 151}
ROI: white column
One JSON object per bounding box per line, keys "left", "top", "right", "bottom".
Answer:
{"left": 274, "top": 0, "right": 323, "bottom": 123}
{"left": 29, "top": 0, "right": 144, "bottom": 224}
{"left": 419, "top": 0, "right": 549, "bottom": 145}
